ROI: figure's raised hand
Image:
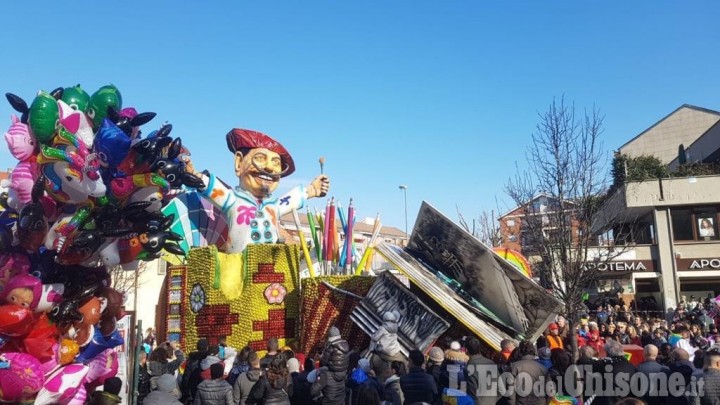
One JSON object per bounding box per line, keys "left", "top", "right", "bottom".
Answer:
{"left": 307, "top": 175, "right": 330, "bottom": 198}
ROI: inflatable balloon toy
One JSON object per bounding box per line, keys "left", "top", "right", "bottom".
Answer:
{"left": 75, "top": 327, "right": 123, "bottom": 364}
{"left": 36, "top": 140, "right": 105, "bottom": 205}
{"left": 0, "top": 252, "right": 31, "bottom": 290}
{"left": 0, "top": 274, "right": 64, "bottom": 312}
{"left": 0, "top": 352, "right": 44, "bottom": 403}
{"left": 109, "top": 174, "right": 170, "bottom": 213}
{"left": 93, "top": 118, "right": 132, "bottom": 171}
{"left": 83, "top": 348, "right": 118, "bottom": 392}
{"left": 119, "top": 213, "right": 185, "bottom": 262}
{"left": 0, "top": 304, "right": 34, "bottom": 336}
{"left": 4, "top": 114, "right": 39, "bottom": 210}
{"left": 17, "top": 175, "right": 49, "bottom": 252}
{"left": 106, "top": 105, "right": 156, "bottom": 138}
{"left": 119, "top": 122, "right": 173, "bottom": 174}
{"left": 150, "top": 137, "right": 204, "bottom": 188}
{"left": 5, "top": 92, "right": 30, "bottom": 124}
{"left": 35, "top": 363, "right": 89, "bottom": 405}
{"left": 87, "top": 84, "right": 122, "bottom": 129}
{"left": 60, "top": 84, "right": 94, "bottom": 148}
{"left": 48, "top": 299, "right": 84, "bottom": 328}
{"left": 28, "top": 90, "right": 61, "bottom": 144}
{"left": 22, "top": 312, "right": 59, "bottom": 364}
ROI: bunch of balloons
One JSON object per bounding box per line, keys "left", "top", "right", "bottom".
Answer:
{"left": 0, "top": 84, "right": 200, "bottom": 403}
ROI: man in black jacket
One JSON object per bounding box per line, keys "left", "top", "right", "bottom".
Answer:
{"left": 311, "top": 327, "right": 350, "bottom": 404}
{"left": 180, "top": 338, "right": 210, "bottom": 403}
{"left": 400, "top": 349, "right": 439, "bottom": 405}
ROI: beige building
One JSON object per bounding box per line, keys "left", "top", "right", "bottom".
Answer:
{"left": 599, "top": 104, "right": 720, "bottom": 311}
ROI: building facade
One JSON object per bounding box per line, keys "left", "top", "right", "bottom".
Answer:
{"left": 597, "top": 104, "right": 720, "bottom": 311}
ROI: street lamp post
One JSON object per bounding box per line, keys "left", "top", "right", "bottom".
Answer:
{"left": 399, "top": 185, "right": 408, "bottom": 238}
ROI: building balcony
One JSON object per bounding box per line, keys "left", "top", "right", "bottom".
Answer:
{"left": 624, "top": 174, "right": 720, "bottom": 208}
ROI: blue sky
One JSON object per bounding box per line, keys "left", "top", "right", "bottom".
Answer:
{"left": 1, "top": 1, "right": 718, "bottom": 232}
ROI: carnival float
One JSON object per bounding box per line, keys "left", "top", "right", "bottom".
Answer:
{"left": 0, "top": 83, "right": 561, "bottom": 404}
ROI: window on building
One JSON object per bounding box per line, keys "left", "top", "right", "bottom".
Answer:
{"left": 506, "top": 219, "right": 515, "bottom": 227}
{"left": 613, "top": 214, "right": 656, "bottom": 245}
{"left": 671, "top": 207, "right": 719, "bottom": 241}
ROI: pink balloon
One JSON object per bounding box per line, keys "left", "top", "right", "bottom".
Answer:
{"left": 35, "top": 363, "right": 89, "bottom": 405}
{"left": 40, "top": 343, "right": 60, "bottom": 376}
{"left": 66, "top": 383, "right": 87, "bottom": 405}
{"left": 84, "top": 348, "right": 119, "bottom": 392}
{"left": 9, "top": 160, "right": 38, "bottom": 206}
{"left": 4, "top": 115, "right": 36, "bottom": 161}
{"left": 0, "top": 352, "right": 44, "bottom": 402}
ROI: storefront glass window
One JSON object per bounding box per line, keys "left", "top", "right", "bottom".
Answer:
{"left": 671, "top": 209, "right": 694, "bottom": 241}
{"left": 671, "top": 207, "right": 719, "bottom": 241}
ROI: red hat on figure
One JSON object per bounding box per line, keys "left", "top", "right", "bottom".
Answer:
{"left": 225, "top": 129, "right": 295, "bottom": 177}
{"left": 549, "top": 323, "right": 559, "bottom": 331}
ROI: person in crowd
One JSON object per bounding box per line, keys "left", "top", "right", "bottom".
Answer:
{"left": 700, "top": 349, "right": 720, "bottom": 405}
{"left": 663, "top": 349, "right": 695, "bottom": 405}
{"left": 370, "top": 311, "right": 404, "bottom": 364}
{"left": 181, "top": 338, "right": 211, "bottom": 403}
{"left": 88, "top": 377, "right": 123, "bottom": 405}
{"left": 546, "top": 323, "right": 564, "bottom": 350}
{"left": 144, "top": 327, "right": 156, "bottom": 348}
{"left": 290, "top": 357, "right": 314, "bottom": 405}
{"left": 137, "top": 350, "right": 151, "bottom": 404}
{"left": 627, "top": 325, "right": 642, "bottom": 346}
{"left": 311, "top": 327, "right": 350, "bottom": 405}
{"left": 509, "top": 340, "right": 547, "bottom": 405}
{"left": 499, "top": 339, "right": 516, "bottom": 363}
{"left": 464, "top": 336, "right": 499, "bottom": 405}
{"left": 347, "top": 358, "right": 383, "bottom": 404}
{"left": 675, "top": 326, "right": 699, "bottom": 361}
{"left": 233, "top": 350, "right": 262, "bottom": 405}
{"left": 148, "top": 343, "right": 184, "bottom": 390}
{"left": 547, "top": 349, "right": 573, "bottom": 398}
{"left": 585, "top": 329, "right": 605, "bottom": 357}
{"left": 262, "top": 337, "right": 280, "bottom": 370}
{"left": 658, "top": 342, "right": 674, "bottom": 366}
{"left": 199, "top": 349, "right": 223, "bottom": 380}
{"left": 637, "top": 344, "right": 668, "bottom": 375}
{"left": 400, "top": 349, "right": 438, "bottom": 405}
{"left": 593, "top": 340, "right": 637, "bottom": 405}
{"left": 246, "top": 356, "right": 293, "bottom": 405}
{"left": 383, "top": 360, "right": 406, "bottom": 405}
{"left": 536, "top": 347, "right": 552, "bottom": 370}
{"left": 227, "top": 345, "right": 253, "bottom": 387}
{"left": 442, "top": 340, "right": 469, "bottom": 390}
{"left": 143, "top": 374, "right": 183, "bottom": 405}
{"left": 426, "top": 346, "right": 445, "bottom": 387}
{"left": 651, "top": 327, "right": 668, "bottom": 347}
{"left": 596, "top": 305, "right": 609, "bottom": 325}
{"left": 194, "top": 363, "right": 233, "bottom": 405}
{"left": 357, "top": 384, "right": 382, "bottom": 405}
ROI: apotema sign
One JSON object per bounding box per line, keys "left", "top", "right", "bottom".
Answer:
{"left": 583, "top": 261, "right": 654, "bottom": 272}
{"left": 677, "top": 258, "right": 720, "bottom": 271}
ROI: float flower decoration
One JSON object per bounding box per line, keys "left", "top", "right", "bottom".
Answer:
{"left": 264, "top": 283, "right": 287, "bottom": 305}
{"left": 190, "top": 284, "right": 205, "bottom": 313}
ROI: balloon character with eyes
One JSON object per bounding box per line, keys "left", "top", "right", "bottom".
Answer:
{"left": 193, "top": 129, "right": 330, "bottom": 253}
{"left": 119, "top": 213, "right": 184, "bottom": 262}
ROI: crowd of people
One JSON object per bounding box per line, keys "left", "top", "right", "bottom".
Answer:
{"left": 131, "top": 297, "right": 720, "bottom": 405}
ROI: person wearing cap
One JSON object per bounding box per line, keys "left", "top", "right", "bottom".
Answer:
{"left": 441, "top": 341, "right": 469, "bottom": 391}
{"left": 312, "top": 327, "right": 350, "bottom": 404}
{"left": 195, "top": 129, "right": 330, "bottom": 253}
{"left": 369, "top": 311, "right": 404, "bottom": 369}
{"left": 181, "top": 338, "right": 212, "bottom": 403}
{"left": 347, "top": 358, "right": 383, "bottom": 404}
{"left": 546, "top": 323, "right": 564, "bottom": 350}
{"left": 426, "top": 346, "right": 445, "bottom": 389}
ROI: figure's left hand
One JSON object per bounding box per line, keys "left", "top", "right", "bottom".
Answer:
{"left": 308, "top": 175, "right": 330, "bottom": 198}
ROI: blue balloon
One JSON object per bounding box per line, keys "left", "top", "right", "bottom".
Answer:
{"left": 75, "top": 327, "right": 124, "bottom": 364}
{"left": 94, "top": 118, "right": 131, "bottom": 169}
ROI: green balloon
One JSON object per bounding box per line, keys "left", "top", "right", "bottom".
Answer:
{"left": 61, "top": 84, "right": 90, "bottom": 113}
{"left": 29, "top": 91, "right": 59, "bottom": 144}
{"left": 88, "top": 84, "right": 123, "bottom": 128}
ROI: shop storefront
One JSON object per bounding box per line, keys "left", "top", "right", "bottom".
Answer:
{"left": 676, "top": 257, "right": 720, "bottom": 304}
{"left": 586, "top": 260, "right": 662, "bottom": 312}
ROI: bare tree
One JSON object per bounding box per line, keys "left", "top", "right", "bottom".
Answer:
{"left": 457, "top": 206, "right": 502, "bottom": 247}
{"left": 110, "top": 261, "right": 150, "bottom": 296}
{"left": 504, "top": 96, "right": 635, "bottom": 356}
